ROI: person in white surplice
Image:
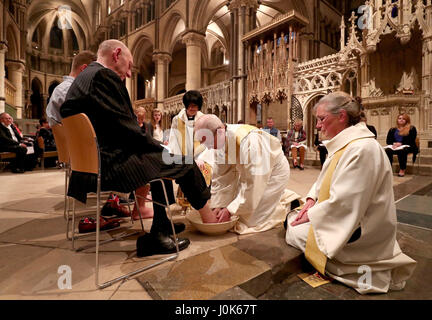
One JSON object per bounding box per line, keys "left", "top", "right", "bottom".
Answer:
{"left": 194, "top": 114, "right": 302, "bottom": 234}
{"left": 285, "top": 91, "right": 416, "bottom": 294}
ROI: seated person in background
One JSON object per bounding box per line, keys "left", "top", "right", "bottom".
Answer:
{"left": 359, "top": 111, "right": 377, "bottom": 138}
{"left": 60, "top": 39, "right": 217, "bottom": 256}
{"left": 46, "top": 50, "right": 97, "bottom": 127}
{"left": 285, "top": 119, "right": 307, "bottom": 170}
{"left": 313, "top": 128, "right": 328, "bottom": 168}
{"left": 35, "top": 117, "right": 57, "bottom": 167}
{"left": 150, "top": 108, "right": 169, "bottom": 145}
{"left": 195, "top": 114, "right": 302, "bottom": 234}
{"left": 0, "top": 112, "right": 37, "bottom": 173}
{"left": 263, "top": 117, "right": 282, "bottom": 142}
{"left": 285, "top": 91, "right": 416, "bottom": 294}
{"left": 384, "top": 113, "right": 418, "bottom": 177}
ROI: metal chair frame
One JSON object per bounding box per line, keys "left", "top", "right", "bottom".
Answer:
{"left": 62, "top": 113, "right": 179, "bottom": 289}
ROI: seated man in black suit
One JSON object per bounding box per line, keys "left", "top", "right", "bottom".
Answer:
{"left": 0, "top": 112, "right": 37, "bottom": 173}
{"left": 60, "top": 39, "right": 219, "bottom": 257}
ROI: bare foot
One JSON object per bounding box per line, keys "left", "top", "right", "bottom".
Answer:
{"left": 201, "top": 212, "right": 218, "bottom": 223}
{"left": 131, "top": 206, "right": 154, "bottom": 220}
{"left": 199, "top": 204, "right": 218, "bottom": 223}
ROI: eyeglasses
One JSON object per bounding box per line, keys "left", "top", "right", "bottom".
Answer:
{"left": 316, "top": 114, "right": 330, "bottom": 123}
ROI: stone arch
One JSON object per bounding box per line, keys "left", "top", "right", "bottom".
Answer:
{"left": 30, "top": 77, "right": 44, "bottom": 120}
{"left": 6, "top": 24, "right": 19, "bottom": 60}
{"left": 191, "top": 0, "right": 228, "bottom": 33}
{"left": 169, "top": 83, "right": 186, "bottom": 97}
{"left": 302, "top": 92, "right": 326, "bottom": 147}
{"left": 161, "top": 11, "right": 186, "bottom": 53}
{"left": 341, "top": 69, "right": 358, "bottom": 96}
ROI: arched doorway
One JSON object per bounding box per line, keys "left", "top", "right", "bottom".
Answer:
{"left": 303, "top": 94, "right": 325, "bottom": 147}
{"left": 30, "top": 78, "right": 43, "bottom": 119}
{"left": 48, "top": 81, "right": 60, "bottom": 104}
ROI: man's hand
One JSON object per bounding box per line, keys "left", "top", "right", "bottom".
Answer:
{"left": 19, "top": 143, "right": 27, "bottom": 148}
{"left": 195, "top": 159, "right": 206, "bottom": 170}
{"left": 216, "top": 208, "right": 231, "bottom": 223}
{"left": 291, "top": 198, "right": 315, "bottom": 226}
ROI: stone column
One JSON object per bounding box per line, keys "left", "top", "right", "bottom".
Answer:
{"left": 6, "top": 61, "right": 25, "bottom": 119}
{"left": 228, "top": 0, "right": 259, "bottom": 123}
{"left": 422, "top": 38, "right": 432, "bottom": 131}
{"left": 152, "top": 52, "right": 172, "bottom": 109}
{"left": 0, "top": 43, "right": 7, "bottom": 113}
{"left": 182, "top": 31, "right": 205, "bottom": 91}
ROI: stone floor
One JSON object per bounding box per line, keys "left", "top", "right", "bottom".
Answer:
{"left": 0, "top": 165, "right": 431, "bottom": 300}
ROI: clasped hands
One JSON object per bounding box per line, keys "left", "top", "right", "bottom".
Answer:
{"left": 392, "top": 142, "right": 402, "bottom": 149}
{"left": 290, "top": 198, "right": 315, "bottom": 226}
{"left": 212, "top": 208, "right": 231, "bottom": 223}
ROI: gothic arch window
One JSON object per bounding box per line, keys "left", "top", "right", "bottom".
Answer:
{"left": 211, "top": 42, "right": 224, "bottom": 66}
{"left": 343, "top": 69, "right": 358, "bottom": 96}
{"left": 311, "top": 75, "right": 325, "bottom": 90}
{"left": 119, "top": 18, "right": 127, "bottom": 37}
{"left": 326, "top": 72, "right": 341, "bottom": 88}
{"left": 50, "top": 18, "right": 63, "bottom": 49}
{"left": 135, "top": 8, "right": 143, "bottom": 29}
{"left": 147, "top": 1, "right": 155, "bottom": 22}
{"left": 67, "top": 29, "right": 79, "bottom": 56}
{"left": 96, "top": 2, "right": 101, "bottom": 27}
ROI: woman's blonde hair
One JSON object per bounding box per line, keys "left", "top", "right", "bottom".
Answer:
{"left": 396, "top": 113, "right": 411, "bottom": 136}
{"left": 151, "top": 108, "right": 164, "bottom": 130}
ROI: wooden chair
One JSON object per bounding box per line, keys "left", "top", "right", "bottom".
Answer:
{"left": 62, "top": 113, "right": 179, "bottom": 289}
{"left": 51, "top": 124, "right": 73, "bottom": 238}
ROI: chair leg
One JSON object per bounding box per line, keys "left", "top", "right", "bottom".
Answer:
{"left": 132, "top": 190, "right": 145, "bottom": 232}
{"left": 94, "top": 178, "right": 179, "bottom": 289}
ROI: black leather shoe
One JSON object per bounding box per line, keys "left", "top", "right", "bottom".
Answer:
{"left": 168, "top": 222, "right": 186, "bottom": 235}
{"left": 136, "top": 232, "right": 190, "bottom": 257}
{"left": 12, "top": 168, "right": 25, "bottom": 173}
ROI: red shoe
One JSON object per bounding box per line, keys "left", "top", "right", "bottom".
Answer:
{"left": 78, "top": 217, "right": 120, "bottom": 233}
{"left": 101, "top": 194, "right": 131, "bottom": 218}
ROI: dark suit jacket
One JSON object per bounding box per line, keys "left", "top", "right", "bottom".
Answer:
{"left": 0, "top": 124, "right": 23, "bottom": 152}
{"left": 60, "top": 62, "right": 165, "bottom": 203}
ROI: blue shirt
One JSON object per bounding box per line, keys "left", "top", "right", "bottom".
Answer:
{"left": 394, "top": 129, "right": 403, "bottom": 143}
{"left": 46, "top": 76, "right": 75, "bottom": 126}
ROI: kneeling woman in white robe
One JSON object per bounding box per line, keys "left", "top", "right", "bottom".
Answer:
{"left": 286, "top": 92, "right": 416, "bottom": 294}
{"left": 195, "top": 115, "right": 302, "bottom": 234}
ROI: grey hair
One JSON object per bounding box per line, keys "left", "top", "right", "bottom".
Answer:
{"left": 314, "top": 91, "right": 361, "bottom": 126}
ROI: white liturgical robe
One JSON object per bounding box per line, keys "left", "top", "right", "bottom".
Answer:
{"left": 207, "top": 124, "right": 301, "bottom": 234}
{"left": 285, "top": 122, "right": 416, "bottom": 294}
{"left": 168, "top": 109, "right": 204, "bottom": 157}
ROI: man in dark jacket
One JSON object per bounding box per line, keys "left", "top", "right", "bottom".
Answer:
{"left": 0, "top": 112, "right": 36, "bottom": 173}
{"left": 60, "top": 39, "right": 218, "bottom": 257}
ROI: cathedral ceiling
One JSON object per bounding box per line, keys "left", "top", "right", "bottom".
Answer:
{"left": 26, "top": 0, "right": 93, "bottom": 46}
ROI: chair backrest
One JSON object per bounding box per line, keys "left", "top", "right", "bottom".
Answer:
{"left": 51, "top": 124, "right": 70, "bottom": 164}
{"left": 37, "top": 135, "right": 45, "bottom": 150}
{"left": 62, "top": 113, "right": 99, "bottom": 174}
